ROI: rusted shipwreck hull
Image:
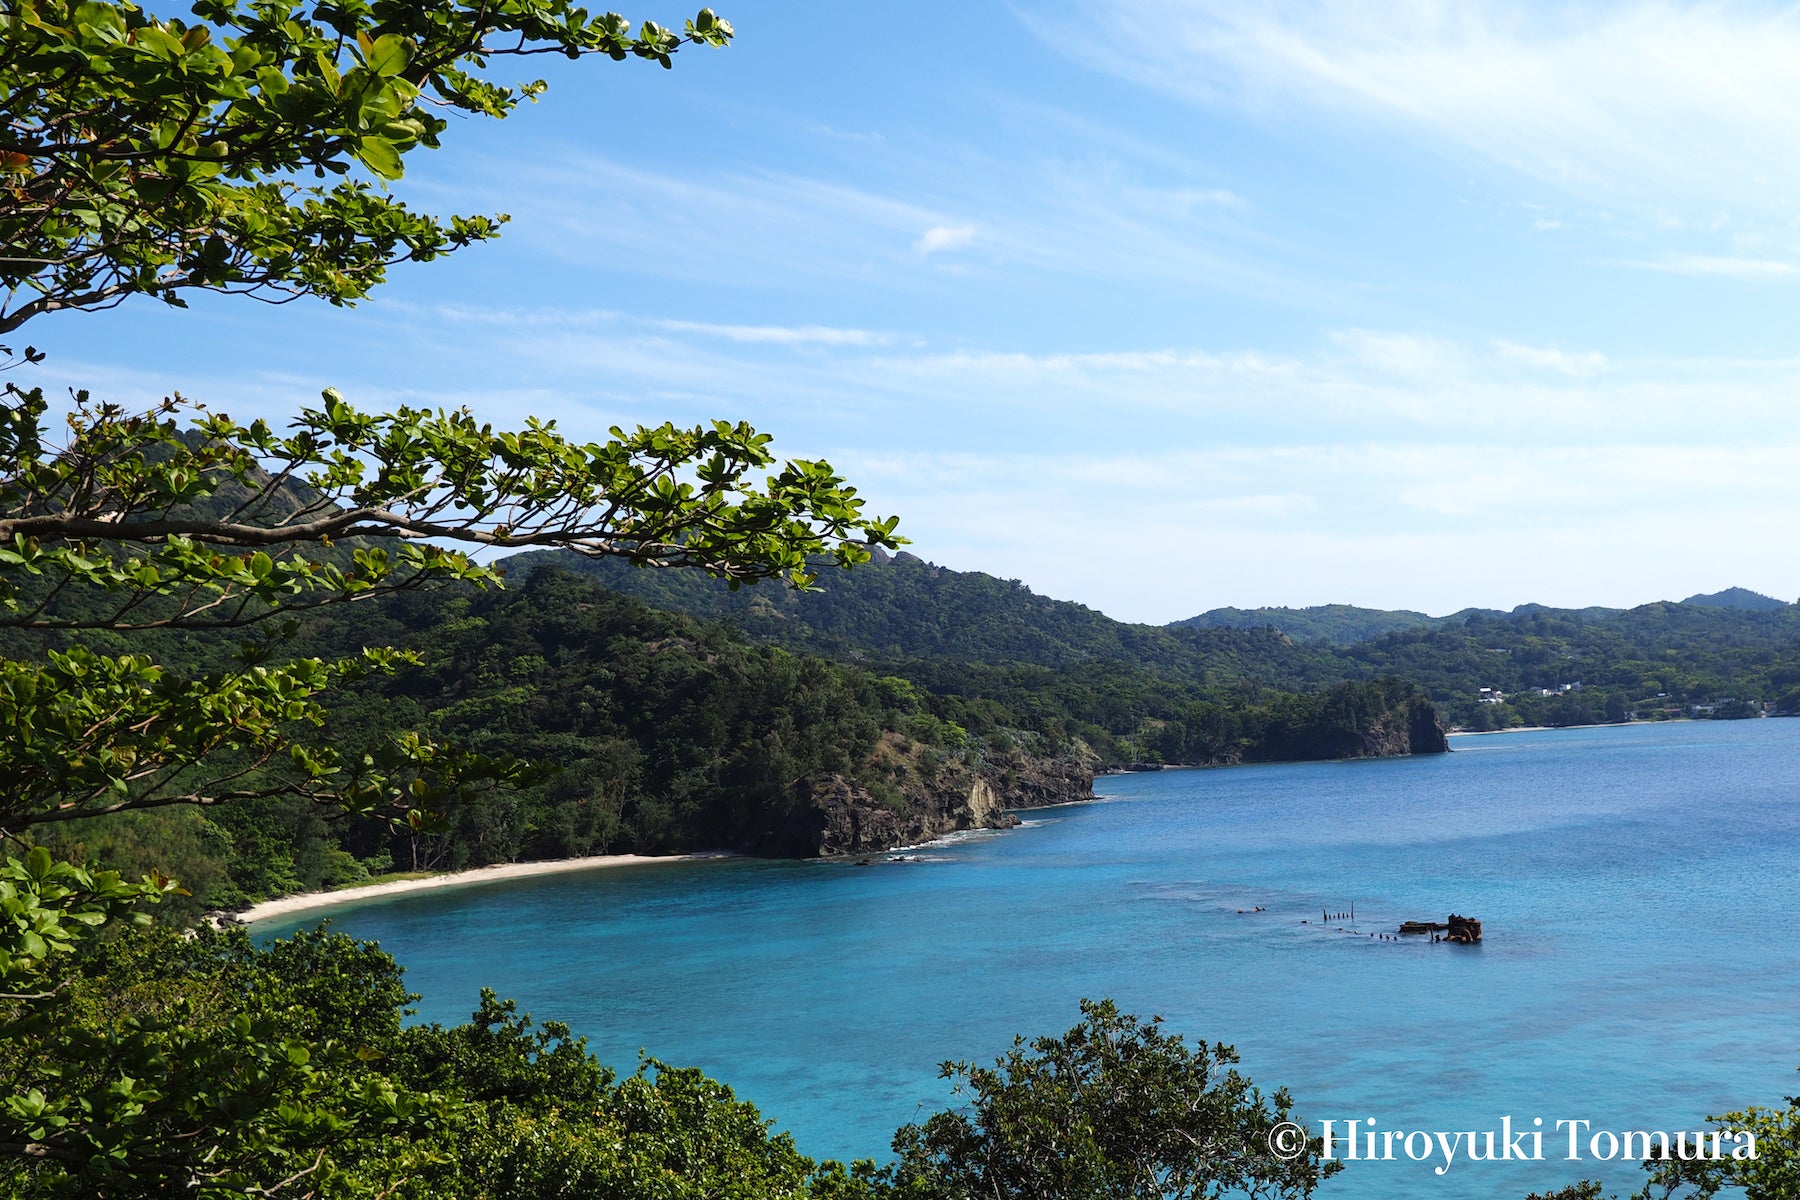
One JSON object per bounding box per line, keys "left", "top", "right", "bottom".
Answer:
{"left": 1397, "top": 914, "right": 1483, "bottom": 943}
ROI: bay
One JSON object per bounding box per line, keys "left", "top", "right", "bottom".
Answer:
{"left": 261, "top": 719, "right": 1800, "bottom": 1197}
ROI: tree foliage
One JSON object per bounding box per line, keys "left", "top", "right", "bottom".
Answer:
{"left": 0, "top": 0, "right": 907, "bottom": 1190}
{"left": 0, "top": 382, "right": 897, "bottom": 837}
{"left": 551, "top": 549, "right": 1800, "bottom": 730}
{"left": 889, "top": 999, "right": 1339, "bottom": 1200}
{"left": 0, "top": 0, "right": 729, "bottom": 330}
{"left": 1, "top": 916, "right": 885, "bottom": 1198}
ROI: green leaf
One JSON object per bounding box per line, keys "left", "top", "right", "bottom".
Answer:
{"left": 365, "top": 34, "right": 411, "bottom": 77}
{"left": 354, "top": 137, "right": 405, "bottom": 180}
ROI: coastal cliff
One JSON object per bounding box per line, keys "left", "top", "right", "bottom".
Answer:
{"left": 747, "top": 735, "right": 1093, "bottom": 857}
{"left": 1353, "top": 692, "right": 1450, "bottom": 758}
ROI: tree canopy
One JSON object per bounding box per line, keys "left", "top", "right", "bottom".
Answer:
{"left": 0, "top": 0, "right": 728, "bottom": 330}
{"left": 890, "top": 999, "right": 1339, "bottom": 1200}
{"left": 0, "top": 0, "right": 900, "bottom": 839}
{"left": 0, "top": 2, "right": 905, "bottom": 1192}
{"left": 0, "top": 386, "right": 898, "bottom": 836}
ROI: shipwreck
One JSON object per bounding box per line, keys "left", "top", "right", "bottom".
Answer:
{"left": 1397, "top": 913, "right": 1483, "bottom": 944}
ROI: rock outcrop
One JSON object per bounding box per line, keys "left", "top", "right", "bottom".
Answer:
{"left": 1355, "top": 693, "right": 1450, "bottom": 758}
{"left": 745, "top": 736, "right": 1093, "bottom": 858}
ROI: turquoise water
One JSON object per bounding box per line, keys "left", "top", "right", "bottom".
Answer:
{"left": 262, "top": 720, "right": 1800, "bottom": 1197}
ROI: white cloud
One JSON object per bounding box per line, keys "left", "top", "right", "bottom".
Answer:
{"left": 385, "top": 307, "right": 1800, "bottom": 455}
{"left": 1026, "top": 1, "right": 1800, "bottom": 229}
{"left": 653, "top": 319, "right": 896, "bottom": 346}
{"left": 1626, "top": 254, "right": 1800, "bottom": 280}
{"left": 1328, "top": 330, "right": 1467, "bottom": 378}
{"left": 1493, "top": 341, "right": 1609, "bottom": 377}
{"left": 913, "top": 224, "right": 976, "bottom": 255}
{"left": 436, "top": 142, "right": 1302, "bottom": 304}
{"left": 44, "top": 303, "right": 1800, "bottom": 622}
{"left": 833, "top": 440, "right": 1800, "bottom": 621}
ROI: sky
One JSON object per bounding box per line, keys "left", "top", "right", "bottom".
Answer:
{"left": 29, "top": 0, "right": 1800, "bottom": 623}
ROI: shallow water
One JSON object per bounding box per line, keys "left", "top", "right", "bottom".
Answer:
{"left": 262, "top": 720, "right": 1800, "bottom": 1197}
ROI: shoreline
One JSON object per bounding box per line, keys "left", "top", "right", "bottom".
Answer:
{"left": 1447, "top": 725, "right": 1559, "bottom": 737}
{"left": 1447, "top": 720, "right": 1655, "bottom": 738}
{"left": 238, "top": 852, "right": 735, "bottom": 926}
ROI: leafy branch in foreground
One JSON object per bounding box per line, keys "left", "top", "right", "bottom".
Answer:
{"left": 0, "top": 387, "right": 901, "bottom": 630}
{"left": 0, "top": 385, "right": 899, "bottom": 833}
{"left": 0, "top": 641, "right": 531, "bottom": 831}
{"left": 0, "top": 0, "right": 731, "bottom": 331}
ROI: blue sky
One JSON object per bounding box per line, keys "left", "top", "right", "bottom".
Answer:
{"left": 32, "top": 0, "right": 1800, "bottom": 622}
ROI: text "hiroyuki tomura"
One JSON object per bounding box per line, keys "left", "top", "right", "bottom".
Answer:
{"left": 1317, "top": 1118, "right": 1757, "bottom": 1176}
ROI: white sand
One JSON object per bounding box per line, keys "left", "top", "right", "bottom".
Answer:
{"left": 1446, "top": 725, "right": 1558, "bottom": 737}
{"left": 1447, "top": 722, "right": 1646, "bottom": 737}
{"left": 238, "top": 852, "right": 733, "bottom": 925}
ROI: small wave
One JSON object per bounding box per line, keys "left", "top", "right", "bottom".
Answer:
{"left": 927, "top": 827, "right": 1007, "bottom": 846}
{"left": 887, "top": 825, "right": 1024, "bottom": 853}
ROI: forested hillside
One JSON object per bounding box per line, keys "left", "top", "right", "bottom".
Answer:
{"left": 1175, "top": 602, "right": 1451, "bottom": 643}
{"left": 1681, "top": 587, "right": 1790, "bottom": 611}
{"left": 507, "top": 548, "right": 1351, "bottom": 687}
{"left": 20, "top": 565, "right": 1447, "bottom": 915}
{"left": 39, "top": 541, "right": 1798, "bottom": 916}
{"left": 1346, "top": 602, "right": 1800, "bottom": 727}
{"left": 531, "top": 550, "right": 1800, "bottom": 732}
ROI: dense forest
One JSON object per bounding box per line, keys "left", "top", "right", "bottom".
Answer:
{"left": 17, "top": 564, "right": 1447, "bottom": 916}
{"left": 1175, "top": 602, "right": 1466, "bottom": 643}
{"left": 46, "top": 533, "right": 1800, "bottom": 920}
{"left": 507, "top": 549, "right": 1348, "bottom": 689}
{"left": 1348, "top": 601, "right": 1800, "bottom": 728}
{"left": 548, "top": 551, "right": 1800, "bottom": 733}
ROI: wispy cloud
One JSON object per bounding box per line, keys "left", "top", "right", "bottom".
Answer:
{"left": 1024, "top": 1, "right": 1800, "bottom": 230}
{"left": 45, "top": 302, "right": 1800, "bottom": 621}
{"left": 834, "top": 441, "right": 1800, "bottom": 620}
{"left": 653, "top": 319, "right": 896, "bottom": 346}
{"left": 1625, "top": 254, "right": 1800, "bottom": 280}
{"left": 1493, "top": 341, "right": 1609, "bottom": 377}
{"left": 434, "top": 135, "right": 1306, "bottom": 305}
{"left": 913, "top": 224, "right": 976, "bottom": 255}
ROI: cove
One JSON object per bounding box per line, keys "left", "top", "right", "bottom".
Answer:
{"left": 260, "top": 719, "right": 1800, "bottom": 1198}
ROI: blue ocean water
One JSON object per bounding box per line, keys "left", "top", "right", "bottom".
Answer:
{"left": 261, "top": 720, "right": 1800, "bottom": 1197}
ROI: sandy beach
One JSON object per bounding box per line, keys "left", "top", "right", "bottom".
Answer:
{"left": 1447, "top": 721, "right": 1651, "bottom": 738}
{"left": 1447, "top": 725, "right": 1558, "bottom": 737}
{"left": 239, "top": 852, "right": 733, "bottom": 925}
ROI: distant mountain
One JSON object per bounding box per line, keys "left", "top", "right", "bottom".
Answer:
{"left": 1174, "top": 604, "right": 1441, "bottom": 644}
{"left": 503, "top": 549, "right": 1800, "bottom": 732}
{"left": 1680, "top": 587, "right": 1791, "bottom": 612}
{"left": 500, "top": 548, "right": 1351, "bottom": 692}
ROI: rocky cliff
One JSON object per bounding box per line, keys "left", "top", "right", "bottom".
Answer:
{"left": 1357, "top": 693, "right": 1451, "bottom": 758}
{"left": 746, "top": 735, "right": 1093, "bottom": 857}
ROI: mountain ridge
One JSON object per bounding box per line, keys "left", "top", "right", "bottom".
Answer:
{"left": 1176, "top": 589, "right": 1793, "bottom": 644}
{"left": 504, "top": 550, "right": 1800, "bottom": 731}
{"left": 1680, "top": 587, "right": 1790, "bottom": 612}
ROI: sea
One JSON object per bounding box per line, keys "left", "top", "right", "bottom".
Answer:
{"left": 259, "top": 719, "right": 1800, "bottom": 1198}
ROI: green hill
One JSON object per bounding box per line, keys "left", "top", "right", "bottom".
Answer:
{"left": 1343, "top": 600, "right": 1800, "bottom": 728}
{"left": 1174, "top": 603, "right": 1443, "bottom": 643}
{"left": 508, "top": 550, "right": 1800, "bottom": 733}
{"left": 500, "top": 548, "right": 1352, "bottom": 691}
{"left": 17, "top": 559, "right": 1449, "bottom": 914}
{"left": 1680, "top": 587, "right": 1791, "bottom": 612}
